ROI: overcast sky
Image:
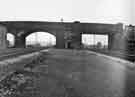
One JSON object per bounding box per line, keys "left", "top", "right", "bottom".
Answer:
{"left": 0, "top": 0, "right": 132, "bottom": 24}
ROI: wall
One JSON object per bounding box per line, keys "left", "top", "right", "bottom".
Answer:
{"left": 0, "top": 25, "right": 7, "bottom": 49}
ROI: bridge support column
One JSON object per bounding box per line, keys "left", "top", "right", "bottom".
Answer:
{"left": 108, "top": 34, "right": 114, "bottom": 50}
{"left": 15, "top": 36, "right": 26, "bottom": 48}
{"left": 0, "top": 25, "right": 7, "bottom": 49}
{"left": 108, "top": 32, "right": 125, "bottom": 50}
{"left": 56, "top": 31, "right": 65, "bottom": 48}
{"left": 70, "top": 32, "right": 81, "bottom": 49}
{"left": 70, "top": 22, "right": 82, "bottom": 49}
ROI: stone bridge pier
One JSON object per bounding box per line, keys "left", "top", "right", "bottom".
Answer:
{"left": 68, "top": 22, "right": 82, "bottom": 49}
{"left": 14, "top": 30, "right": 26, "bottom": 48}
{"left": 15, "top": 35, "right": 26, "bottom": 48}
{"left": 55, "top": 31, "right": 65, "bottom": 48}
{"left": 108, "top": 31, "right": 125, "bottom": 51}
{"left": 0, "top": 25, "right": 7, "bottom": 49}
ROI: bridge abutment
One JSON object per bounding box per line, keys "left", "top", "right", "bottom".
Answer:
{"left": 108, "top": 23, "right": 124, "bottom": 50}
{"left": 56, "top": 31, "right": 65, "bottom": 48}
{"left": 69, "top": 22, "right": 82, "bottom": 49}
{"left": 108, "top": 32, "right": 125, "bottom": 51}
{"left": 70, "top": 32, "right": 81, "bottom": 49}
{"left": 0, "top": 25, "right": 7, "bottom": 49}
{"left": 108, "top": 33, "right": 115, "bottom": 50}
{"left": 15, "top": 36, "right": 26, "bottom": 48}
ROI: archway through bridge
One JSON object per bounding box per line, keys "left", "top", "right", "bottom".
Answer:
{"left": 14, "top": 29, "right": 59, "bottom": 48}
{"left": 26, "top": 32, "right": 56, "bottom": 48}
{"left": 82, "top": 34, "right": 108, "bottom": 50}
{"left": 7, "top": 33, "right": 15, "bottom": 48}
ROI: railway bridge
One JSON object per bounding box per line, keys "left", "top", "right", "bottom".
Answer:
{"left": 0, "top": 21, "right": 124, "bottom": 50}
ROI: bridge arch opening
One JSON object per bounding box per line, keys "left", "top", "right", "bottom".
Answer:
{"left": 7, "top": 33, "right": 15, "bottom": 47}
{"left": 26, "top": 32, "right": 56, "bottom": 48}
{"left": 82, "top": 34, "right": 108, "bottom": 50}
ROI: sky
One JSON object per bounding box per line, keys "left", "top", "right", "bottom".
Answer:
{"left": 26, "top": 32, "right": 56, "bottom": 46}
{"left": 0, "top": 0, "right": 132, "bottom": 24}
{"left": 131, "top": 0, "right": 135, "bottom": 24}
{"left": 3, "top": 0, "right": 134, "bottom": 46}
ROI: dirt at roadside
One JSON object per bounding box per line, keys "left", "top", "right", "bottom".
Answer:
{"left": 0, "top": 51, "right": 82, "bottom": 97}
